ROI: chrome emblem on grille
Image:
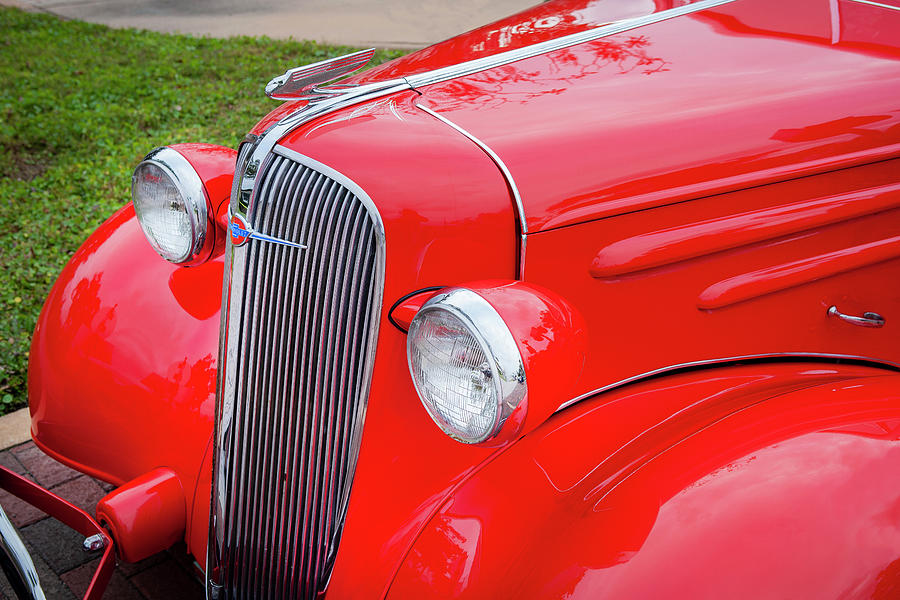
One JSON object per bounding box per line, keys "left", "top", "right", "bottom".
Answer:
{"left": 229, "top": 214, "right": 252, "bottom": 246}
{"left": 229, "top": 212, "right": 307, "bottom": 250}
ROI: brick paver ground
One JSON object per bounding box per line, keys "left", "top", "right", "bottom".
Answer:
{"left": 0, "top": 441, "right": 204, "bottom": 599}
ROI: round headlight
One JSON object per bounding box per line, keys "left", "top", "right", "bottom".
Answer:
{"left": 407, "top": 288, "right": 526, "bottom": 443}
{"left": 132, "top": 147, "right": 208, "bottom": 264}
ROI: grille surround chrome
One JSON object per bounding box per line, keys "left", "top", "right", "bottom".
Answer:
{"left": 209, "top": 144, "right": 385, "bottom": 599}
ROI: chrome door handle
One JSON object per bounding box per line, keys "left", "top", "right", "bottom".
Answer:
{"left": 827, "top": 305, "right": 885, "bottom": 328}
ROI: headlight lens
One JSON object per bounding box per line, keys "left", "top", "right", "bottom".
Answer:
{"left": 132, "top": 147, "right": 208, "bottom": 264}
{"left": 407, "top": 288, "right": 526, "bottom": 443}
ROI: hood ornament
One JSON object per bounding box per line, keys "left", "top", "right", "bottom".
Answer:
{"left": 229, "top": 213, "right": 307, "bottom": 250}
{"left": 265, "top": 48, "right": 376, "bottom": 101}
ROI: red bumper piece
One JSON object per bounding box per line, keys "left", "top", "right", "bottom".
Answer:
{"left": 96, "top": 467, "right": 185, "bottom": 563}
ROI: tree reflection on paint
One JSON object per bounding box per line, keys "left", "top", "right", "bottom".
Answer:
{"left": 426, "top": 35, "right": 669, "bottom": 111}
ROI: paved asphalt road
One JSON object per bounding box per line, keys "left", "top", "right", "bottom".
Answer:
{"left": 3, "top": 0, "right": 539, "bottom": 48}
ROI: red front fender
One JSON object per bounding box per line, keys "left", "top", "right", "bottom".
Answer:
{"left": 27, "top": 144, "right": 234, "bottom": 563}
{"left": 29, "top": 202, "right": 219, "bottom": 485}
{"left": 388, "top": 363, "right": 900, "bottom": 599}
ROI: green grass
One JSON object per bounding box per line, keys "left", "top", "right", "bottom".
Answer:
{"left": 0, "top": 7, "right": 405, "bottom": 414}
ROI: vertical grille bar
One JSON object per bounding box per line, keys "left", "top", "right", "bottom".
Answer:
{"left": 215, "top": 147, "right": 384, "bottom": 599}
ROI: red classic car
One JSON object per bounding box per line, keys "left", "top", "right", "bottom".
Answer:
{"left": 14, "top": 0, "right": 900, "bottom": 598}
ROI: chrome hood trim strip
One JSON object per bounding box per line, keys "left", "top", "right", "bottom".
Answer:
{"left": 415, "top": 103, "right": 528, "bottom": 279}
{"left": 558, "top": 353, "right": 900, "bottom": 412}
{"left": 223, "top": 0, "right": 739, "bottom": 276}
{"left": 236, "top": 0, "right": 740, "bottom": 209}
{"left": 846, "top": 0, "right": 900, "bottom": 11}
{"left": 404, "top": 0, "right": 739, "bottom": 89}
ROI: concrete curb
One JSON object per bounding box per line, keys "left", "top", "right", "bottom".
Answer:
{"left": 0, "top": 408, "right": 31, "bottom": 451}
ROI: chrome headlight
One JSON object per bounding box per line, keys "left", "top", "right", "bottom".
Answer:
{"left": 407, "top": 288, "right": 526, "bottom": 443}
{"left": 131, "top": 147, "right": 208, "bottom": 264}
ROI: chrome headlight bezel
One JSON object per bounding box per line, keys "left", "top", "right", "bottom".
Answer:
{"left": 407, "top": 287, "right": 527, "bottom": 444}
{"left": 131, "top": 146, "right": 208, "bottom": 264}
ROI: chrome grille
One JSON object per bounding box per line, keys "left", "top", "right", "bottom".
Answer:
{"left": 213, "top": 146, "right": 384, "bottom": 599}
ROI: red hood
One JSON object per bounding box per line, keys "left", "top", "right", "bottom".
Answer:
{"left": 404, "top": 0, "right": 900, "bottom": 232}
{"left": 253, "top": 0, "right": 699, "bottom": 133}
{"left": 354, "top": 0, "right": 694, "bottom": 83}
{"left": 258, "top": 0, "right": 900, "bottom": 233}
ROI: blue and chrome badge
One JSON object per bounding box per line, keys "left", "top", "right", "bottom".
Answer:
{"left": 229, "top": 214, "right": 252, "bottom": 247}
{"left": 229, "top": 212, "right": 307, "bottom": 250}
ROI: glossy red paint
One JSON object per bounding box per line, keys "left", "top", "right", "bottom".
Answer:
{"left": 250, "top": 1, "right": 698, "bottom": 135}
{"left": 389, "top": 365, "right": 900, "bottom": 599}
{"left": 249, "top": 100, "right": 305, "bottom": 137}
{"left": 96, "top": 467, "right": 185, "bottom": 563}
{"left": 414, "top": 0, "right": 900, "bottom": 232}
{"left": 389, "top": 289, "right": 441, "bottom": 332}
{"left": 392, "top": 280, "right": 587, "bottom": 443}
{"left": 355, "top": 0, "right": 696, "bottom": 83}
{"left": 168, "top": 260, "right": 225, "bottom": 322}
{"left": 189, "top": 437, "right": 214, "bottom": 571}
{"left": 589, "top": 176, "right": 900, "bottom": 278}
{"left": 31, "top": 88, "right": 523, "bottom": 585}
{"left": 28, "top": 203, "right": 219, "bottom": 560}
{"left": 168, "top": 143, "right": 236, "bottom": 263}
{"left": 264, "top": 76, "right": 897, "bottom": 593}
{"left": 24, "top": 0, "right": 900, "bottom": 596}
{"left": 0, "top": 466, "right": 115, "bottom": 600}
{"left": 523, "top": 156, "right": 900, "bottom": 405}
{"left": 698, "top": 235, "right": 900, "bottom": 309}
{"left": 464, "top": 281, "right": 588, "bottom": 444}
{"left": 28, "top": 142, "right": 236, "bottom": 563}
{"left": 277, "top": 91, "right": 518, "bottom": 295}
{"left": 171, "top": 143, "right": 235, "bottom": 226}
{"left": 272, "top": 91, "right": 524, "bottom": 596}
